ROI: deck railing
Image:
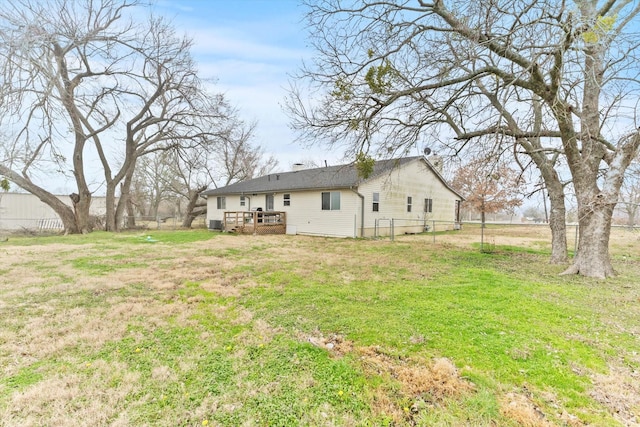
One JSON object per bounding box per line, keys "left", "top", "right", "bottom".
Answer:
{"left": 223, "top": 211, "right": 286, "bottom": 235}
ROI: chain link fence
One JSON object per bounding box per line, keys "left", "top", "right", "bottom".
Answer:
{"left": 382, "top": 220, "right": 640, "bottom": 255}
{"left": 373, "top": 218, "right": 461, "bottom": 240}
{"left": 0, "top": 215, "right": 207, "bottom": 234}
{"left": 120, "top": 216, "right": 207, "bottom": 231}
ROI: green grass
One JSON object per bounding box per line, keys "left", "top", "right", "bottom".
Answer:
{"left": 1, "top": 228, "right": 215, "bottom": 246}
{"left": 0, "top": 229, "right": 638, "bottom": 426}
{"left": 243, "top": 252, "right": 606, "bottom": 400}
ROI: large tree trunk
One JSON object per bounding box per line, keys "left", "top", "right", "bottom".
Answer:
{"left": 544, "top": 173, "right": 568, "bottom": 264}
{"left": 104, "top": 183, "right": 118, "bottom": 232}
{"left": 69, "top": 143, "right": 92, "bottom": 234}
{"left": 548, "top": 194, "right": 568, "bottom": 264}
{"left": 558, "top": 133, "right": 638, "bottom": 278}
{"left": 126, "top": 196, "right": 137, "bottom": 228}
{"left": 69, "top": 191, "right": 92, "bottom": 234}
{"left": 53, "top": 41, "right": 93, "bottom": 235}
{"left": 520, "top": 157, "right": 568, "bottom": 264}
{"left": 121, "top": 182, "right": 137, "bottom": 229}
{"left": 561, "top": 194, "right": 615, "bottom": 278}
{"left": 114, "top": 167, "right": 136, "bottom": 232}
{"left": 182, "top": 186, "right": 208, "bottom": 228}
{"left": 0, "top": 166, "right": 79, "bottom": 233}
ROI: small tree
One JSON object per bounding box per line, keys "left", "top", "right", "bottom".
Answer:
{"left": 452, "top": 158, "right": 524, "bottom": 224}
{"left": 173, "top": 119, "right": 278, "bottom": 228}
{"left": 453, "top": 157, "right": 524, "bottom": 252}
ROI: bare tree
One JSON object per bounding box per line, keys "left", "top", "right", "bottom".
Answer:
{"left": 0, "top": 0, "right": 223, "bottom": 233}
{"left": 173, "top": 115, "right": 278, "bottom": 228}
{"left": 130, "top": 151, "right": 176, "bottom": 219}
{"left": 287, "top": 0, "right": 640, "bottom": 278}
{"left": 131, "top": 106, "right": 278, "bottom": 228}
{"left": 0, "top": 0, "right": 137, "bottom": 233}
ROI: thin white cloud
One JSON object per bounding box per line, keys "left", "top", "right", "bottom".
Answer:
{"left": 189, "top": 28, "right": 309, "bottom": 62}
{"left": 154, "top": 0, "right": 195, "bottom": 13}
{"left": 152, "top": 1, "right": 341, "bottom": 170}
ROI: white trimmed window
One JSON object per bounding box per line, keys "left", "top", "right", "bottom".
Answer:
{"left": 424, "top": 198, "right": 433, "bottom": 213}
{"left": 321, "top": 191, "right": 341, "bottom": 210}
{"left": 372, "top": 192, "right": 379, "bottom": 212}
{"left": 216, "top": 196, "right": 226, "bottom": 210}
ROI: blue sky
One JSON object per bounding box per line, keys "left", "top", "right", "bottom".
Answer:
{"left": 151, "top": 0, "right": 334, "bottom": 170}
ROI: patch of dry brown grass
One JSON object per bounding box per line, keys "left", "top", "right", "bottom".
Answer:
{"left": 3, "top": 361, "right": 141, "bottom": 427}
{"left": 590, "top": 365, "right": 640, "bottom": 426}
{"left": 303, "top": 331, "right": 474, "bottom": 424}
{"left": 499, "top": 391, "right": 555, "bottom": 427}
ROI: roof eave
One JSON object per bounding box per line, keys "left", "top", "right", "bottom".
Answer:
{"left": 202, "top": 185, "right": 355, "bottom": 197}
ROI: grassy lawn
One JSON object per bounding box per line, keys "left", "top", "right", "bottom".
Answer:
{"left": 0, "top": 227, "right": 638, "bottom": 426}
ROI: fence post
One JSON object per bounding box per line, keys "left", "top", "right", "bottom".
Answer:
{"left": 574, "top": 224, "right": 579, "bottom": 256}
{"left": 391, "top": 218, "right": 395, "bottom": 241}
{"left": 432, "top": 220, "right": 436, "bottom": 244}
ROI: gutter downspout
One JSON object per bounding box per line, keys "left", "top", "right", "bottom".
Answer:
{"left": 350, "top": 187, "right": 365, "bottom": 238}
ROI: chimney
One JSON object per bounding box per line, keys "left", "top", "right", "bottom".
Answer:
{"left": 292, "top": 163, "right": 305, "bottom": 172}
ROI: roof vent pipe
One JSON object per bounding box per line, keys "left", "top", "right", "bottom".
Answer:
{"left": 292, "top": 163, "right": 305, "bottom": 172}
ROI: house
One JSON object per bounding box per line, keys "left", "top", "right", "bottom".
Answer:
{"left": 201, "top": 156, "right": 464, "bottom": 238}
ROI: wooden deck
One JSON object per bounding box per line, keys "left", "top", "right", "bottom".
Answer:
{"left": 223, "top": 211, "right": 286, "bottom": 235}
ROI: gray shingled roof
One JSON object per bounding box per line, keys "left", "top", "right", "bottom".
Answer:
{"left": 201, "top": 156, "right": 463, "bottom": 198}
{"left": 202, "top": 157, "right": 419, "bottom": 196}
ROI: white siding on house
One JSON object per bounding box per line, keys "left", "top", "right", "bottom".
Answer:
{"left": 358, "top": 159, "right": 460, "bottom": 236}
{"left": 205, "top": 157, "right": 462, "bottom": 238}
{"left": 279, "top": 189, "right": 360, "bottom": 237}
{"left": 207, "top": 190, "right": 361, "bottom": 237}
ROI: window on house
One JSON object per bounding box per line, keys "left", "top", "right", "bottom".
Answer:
{"left": 424, "top": 198, "right": 433, "bottom": 213}
{"left": 407, "top": 196, "right": 412, "bottom": 212}
{"left": 265, "top": 194, "right": 274, "bottom": 211}
{"left": 216, "top": 196, "right": 226, "bottom": 210}
{"left": 240, "top": 196, "right": 246, "bottom": 207}
{"left": 321, "top": 191, "right": 341, "bottom": 210}
{"left": 283, "top": 194, "right": 291, "bottom": 206}
{"left": 372, "top": 192, "right": 379, "bottom": 212}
